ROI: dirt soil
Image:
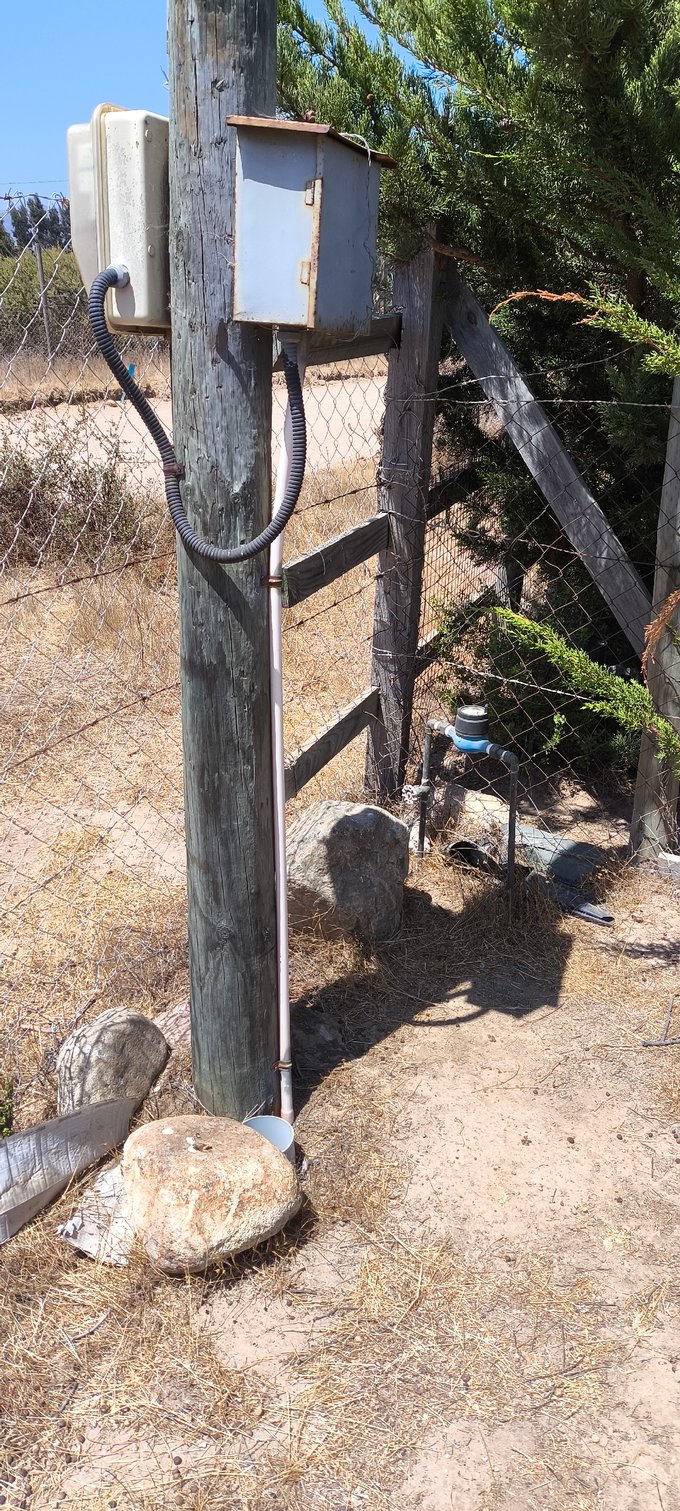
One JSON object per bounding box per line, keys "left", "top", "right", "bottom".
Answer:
{"left": 2, "top": 374, "right": 385, "bottom": 486}
{"left": 2, "top": 856, "right": 680, "bottom": 1510}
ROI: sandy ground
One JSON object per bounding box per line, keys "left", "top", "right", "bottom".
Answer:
{"left": 3, "top": 372, "right": 680, "bottom": 1509}
{"left": 3, "top": 375, "right": 386, "bottom": 485}
{"left": 3, "top": 857, "right": 680, "bottom": 1510}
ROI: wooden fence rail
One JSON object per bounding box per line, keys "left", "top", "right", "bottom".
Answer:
{"left": 279, "top": 260, "right": 670, "bottom": 848}
{"left": 282, "top": 464, "right": 478, "bottom": 609}
{"left": 443, "top": 267, "right": 652, "bottom": 658}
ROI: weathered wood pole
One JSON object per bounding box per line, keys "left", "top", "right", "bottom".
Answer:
{"left": 168, "top": 0, "right": 278, "bottom": 1115}
{"left": 630, "top": 377, "right": 680, "bottom": 857}
{"left": 365, "top": 250, "right": 444, "bottom": 796}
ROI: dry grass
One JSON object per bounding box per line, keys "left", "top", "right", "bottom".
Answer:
{"left": 0, "top": 454, "right": 381, "bottom": 1142}
{"left": 0, "top": 351, "right": 385, "bottom": 414}
{"left": 2, "top": 865, "right": 676, "bottom": 1508}
{"left": 277, "top": 1243, "right": 619, "bottom": 1499}
{"left": 0, "top": 1222, "right": 269, "bottom": 1506}
{"left": 2, "top": 387, "right": 679, "bottom": 1506}
{"left": 0, "top": 349, "right": 171, "bottom": 412}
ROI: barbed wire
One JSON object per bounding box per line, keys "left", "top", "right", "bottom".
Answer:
{"left": 1, "top": 193, "right": 678, "bottom": 1138}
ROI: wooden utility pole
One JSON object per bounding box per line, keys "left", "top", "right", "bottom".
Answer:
{"left": 168, "top": 0, "right": 278, "bottom": 1116}
{"left": 366, "top": 250, "right": 443, "bottom": 796}
{"left": 630, "top": 377, "right": 680, "bottom": 858}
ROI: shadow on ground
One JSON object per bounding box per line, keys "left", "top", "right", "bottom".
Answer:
{"left": 291, "top": 871, "right": 573, "bottom": 1116}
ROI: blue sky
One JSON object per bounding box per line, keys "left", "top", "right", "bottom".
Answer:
{"left": 1, "top": 0, "right": 398, "bottom": 200}
{"left": 1, "top": 1, "right": 169, "bottom": 197}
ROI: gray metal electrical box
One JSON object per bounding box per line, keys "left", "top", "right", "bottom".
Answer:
{"left": 228, "top": 118, "right": 393, "bottom": 338}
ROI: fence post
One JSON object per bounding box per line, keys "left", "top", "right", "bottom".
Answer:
{"left": 630, "top": 377, "right": 680, "bottom": 858}
{"left": 168, "top": 0, "right": 278, "bottom": 1116}
{"left": 365, "top": 250, "right": 443, "bottom": 796}
{"left": 33, "top": 238, "right": 53, "bottom": 365}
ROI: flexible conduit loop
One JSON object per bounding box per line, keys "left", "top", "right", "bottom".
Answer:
{"left": 88, "top": 267, "right": 307, "bottom": 563}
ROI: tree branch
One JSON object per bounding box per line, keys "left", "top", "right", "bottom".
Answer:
{"left": 425, "top": 233, "right": 497, "bottom": 275}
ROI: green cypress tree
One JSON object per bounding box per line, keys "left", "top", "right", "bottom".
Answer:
{"left": 278, "top": 0, "right": 680, "bottom": 770}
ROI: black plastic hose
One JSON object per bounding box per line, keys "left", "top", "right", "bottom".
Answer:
{"left": 87, "top": 266, "right": 307, "bottom": 563}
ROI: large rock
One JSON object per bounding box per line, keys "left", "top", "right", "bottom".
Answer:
{"left": 287, "top": 799, "right": 409, "bottom": 942}
{"left": 122, "top": 1115, "right": 302, "bottom": 1274}
{"left": 57, "top": 1007, "right": 170, "bottom": 1115}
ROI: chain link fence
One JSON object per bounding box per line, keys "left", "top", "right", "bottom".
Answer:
{"left": 2, "top": 195, "right": 678, "bottom": 1130}
{"left": 415, "top": 347, "right": 679, "bottom": 874}
{"left": 0, "top": 196, "right": 388, "bottom": 1129}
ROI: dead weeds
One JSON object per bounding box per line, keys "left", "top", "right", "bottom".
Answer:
{"left": 1, "top": 435, "right": 680, "bottom": 1505}
{"left": 1, "top": 860, "right": 679, "bottom": 1508}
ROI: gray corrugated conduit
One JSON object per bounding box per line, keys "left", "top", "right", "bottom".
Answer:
{"left": 88, "top": 266, "right": 307, "bottom": 562}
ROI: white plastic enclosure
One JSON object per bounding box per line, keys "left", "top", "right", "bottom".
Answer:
{"left": 67, "top": 106, "right": 170, "bottom": 335}
{"left": 228, "top": 118, "right": 391, "bottom": 338}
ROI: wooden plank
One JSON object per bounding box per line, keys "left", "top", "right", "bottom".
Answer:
{"left": 169, "top": 0, "right": 279, "bottom": 1119}
{"left": 426, "top": 463, "right": 480, "bottom": 521}
{"left": 285, "top": 687, "right": 380, "bottom": 800}
{"left": 366, "top": 251, "right": 445, "bottom": 795}
{"left": 282, "top": 465, "right": 480, "bottom": 609}
{"left": 283, "top": 513, "right": 388, "bottom": 607}
{"left": 631, "top": 376, "right": 680, "bottom": 856}
{"left": 413, "top": 629, "right": 441, "bottom": 677}
{"left": 272, "top": 313, "right": 401, "bottom": 371}
{"left": 443, "top": 267, "right": 652, "bottom": 657}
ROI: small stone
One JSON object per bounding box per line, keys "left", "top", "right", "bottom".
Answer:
{"left": 287, "top": 800, "right": 409, "bottom": 942}
{"left": 122, "top": 1115, "right": 302, "bottom": 1275}
{"left": 57, "top": 1007, "right": 170, "bottom": 1114}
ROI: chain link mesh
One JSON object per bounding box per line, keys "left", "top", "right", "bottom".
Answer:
{"left": 2, "top": 197, "right": 678, "bottom": 1129}
{"left": 415, "top": 353, "right": 679, "bottom": 869}
{"left": 0, "top": 197, "right": 387, "bottom": 1127}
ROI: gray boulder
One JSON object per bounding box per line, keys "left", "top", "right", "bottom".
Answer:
{"left": 287, "top": 799, "right": 409, "bottom": 942}
{"left": 122, "top": 1115, "right": 302, "bottom": 1274}
{"left": 57, "top": 1007, "right": 170, "bottom": 1115}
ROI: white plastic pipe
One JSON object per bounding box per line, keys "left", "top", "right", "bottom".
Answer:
{"left": 270, "top": 337, "right": 306, "bottom": 1125}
